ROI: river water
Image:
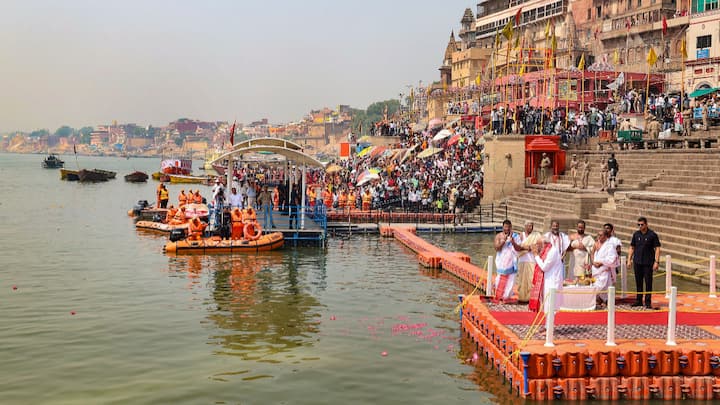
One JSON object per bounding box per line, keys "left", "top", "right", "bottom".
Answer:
{"left": 1, "top": 153, "right": 703, "bottom": 404}
{"left": 1, "top": 153, "right": 513, "bottom": 404}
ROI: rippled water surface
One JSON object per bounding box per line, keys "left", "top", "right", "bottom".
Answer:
{"left": 1, "top": 153, "right": 513, "bottom": 404}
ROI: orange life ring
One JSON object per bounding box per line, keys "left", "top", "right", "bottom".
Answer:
{"left": 244, "top": 222, "right": 262, "bottom": 241}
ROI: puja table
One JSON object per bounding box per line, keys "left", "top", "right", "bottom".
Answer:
{"left": 558, "top": 285, "right": 598, "bottom": 311}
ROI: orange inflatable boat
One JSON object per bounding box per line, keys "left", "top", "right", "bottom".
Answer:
{"left": 163, "top": 231, "right": 284, "bottom": 254}
{"left": 135, "top": 220, "right": 188, "bottom": 233}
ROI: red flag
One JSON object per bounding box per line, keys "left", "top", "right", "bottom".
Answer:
{"left": 515, "top": 8, "right": 522, "bottom": 26}
{"left": 662, "top": 16, "right": 667, "bottom": 35}
{"left": 229, "top": 121, "right": 236, "bottom": 146}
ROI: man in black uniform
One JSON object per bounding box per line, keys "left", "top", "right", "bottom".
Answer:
{"left": 627, "top": 217, "right": 662, "bottom": 308}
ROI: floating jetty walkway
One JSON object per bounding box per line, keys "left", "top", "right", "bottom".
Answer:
{"left": 382, "top": 225, "right": 720, "bottom": 401}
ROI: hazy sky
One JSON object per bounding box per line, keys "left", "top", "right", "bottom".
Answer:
{"left": 1, "top": 0, "right": 474, "bottom": 132}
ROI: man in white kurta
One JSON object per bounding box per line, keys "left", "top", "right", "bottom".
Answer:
{"left": 570, "top": 221, "right": 595, "bottom": 279}
{"left": 534, "top": 240, "right": 564, "bottom": 313}
{"left": 591, "top": 231, "right": 619, "bottom": 304}
{"left": 544, "top": 220, "right": 570, "bottom": 277}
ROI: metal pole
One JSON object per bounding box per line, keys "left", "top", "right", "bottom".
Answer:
{"left": 620, "top": 256, "right": 628, "bottom": 299}
{"left": 486, "top": 255, "right": 494, "bottom": 296}
{"left": 665, "top": 254, "right": 672, "bottom": 299}
{"left": 666, "top": 286, "right": 678, "bottom": 346}
{"left": 606, "top": 286, "right": 616, "bottom": 346}
{"left": 710, "top": 255, "right": 717, "bottom": 298}
{"left": 300, "top": 165, "right": 307, "bottom": 229}
{"left": 544, "top": 288, "right": 556, "bottom": 347}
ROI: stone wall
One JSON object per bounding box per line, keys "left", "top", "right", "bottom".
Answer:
{"left": 481, "top": 135, "right": 526, "bottom": 203}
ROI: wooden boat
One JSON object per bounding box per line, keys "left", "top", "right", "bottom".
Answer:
{"left": 93, "top": 169, "right": 117, "bottom": 179}
{"left": 135, "top": 220, "right": 189, "bottom": 233}
{"left": 124, "top": 171, "right": 149, "bottom": 182}
{"left": 164, "top": 231, "right": 284, "bottom": 254}
{"left": 42, "top": 154, "right": 65, "bottom": 168}
{"left": 78, "top": 169, "right": 116, "bottom": 182}
{"left": 168, "top": 174, "right": 209, "bottom": 184}
{"left": 60, "top": 168, "right": 79, "bottom": 181}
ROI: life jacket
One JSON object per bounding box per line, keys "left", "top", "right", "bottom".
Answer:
{"left": 188, "top": 218, "right": 206, "bottom": 240}
{"left": 159, "top": 188, "right": 169, "bottom": 201}
{"left": 231, "top": 208, "right": 243, "bottom": 222}
{"left": 165, "top": 207, "right": 178, "bottom": 223}
{"left": 193, "top": 192, "right": 202, "bottom": 204}
{"left": 243, "top": 208, "right": 257, "bottom": 222}
{"left": 178, "top": 192, "right": 187, "bottom": 207}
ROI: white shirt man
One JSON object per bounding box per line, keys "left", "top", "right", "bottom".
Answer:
{"left": 534, "top": 239, "right": 564, "bottom": 313}
{"left": 228, "top": 188, "right": 243, "bottom": 209}
{"left": 570, "top": 221, "right": 595, "bottom": 279}
{"left": 592, "top": 232, "right": 619, "bottom": 304}
{"left": 544, "top": 221, "right": 571, "bottom": 270}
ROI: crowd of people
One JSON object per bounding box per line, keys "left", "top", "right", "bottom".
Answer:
{"left": 493, "top": 217, "right": 661, "bottom": 313}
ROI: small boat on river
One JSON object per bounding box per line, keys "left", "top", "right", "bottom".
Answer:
{"left": 168, "top": 174, "right": 211, "bottom": 184}
{"left": 124, "top": 171, "right": 149, "bottom": 183}
{"left": 164, "top": 231, "right": 284, "bottom": 254}
{"left": 78, "top": 169, "right": 117, "bottom": 182}
{"left": 60, "top": 168, "right": 80, "bottom": 181}
{"left": 42, "top": 154, "right": 65, "bottom": 169}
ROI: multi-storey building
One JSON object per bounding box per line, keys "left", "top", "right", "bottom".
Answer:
{"left": 686, "top": 1, "right": 720, "bottom": 91}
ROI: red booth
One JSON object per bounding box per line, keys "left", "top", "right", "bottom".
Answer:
{"left": 525, "top": 135, "right": 565, "bottom": 184}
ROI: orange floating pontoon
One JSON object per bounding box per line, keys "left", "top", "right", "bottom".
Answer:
{"left": 163, "top": 231, "right": 284, "bottom": 254}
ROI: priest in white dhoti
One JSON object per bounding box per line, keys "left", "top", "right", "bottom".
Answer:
{"left": 591, "top": 230, "right": 618, "bottom": 305}
{"left": 570, "top": 220, "right": 595, "bottom": 280}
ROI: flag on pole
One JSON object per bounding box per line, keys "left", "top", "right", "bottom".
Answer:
{"left": 515, "top": 8, "right": 522, "bottom": 26}
{"left": 577, "top": 53, "right": 585, "bottom": 70}
{"left": 544, "top": 20, "right": 550, "bottom": 39}
{"left": 229, "top": 121, "right": 236, "bottom": 146}
{"left": 613, "top": 49, "right": 620, "bottom": 65}
{"left": 662, "top": 16, "right": 668, "bottom": 36}
{"left": 680, "top": 39, "right": 688, "bottom": 59}
{"left": 501, "top": 20, "right": 513, "bottom": 41}
{"left": 514, "top": 34, "right": 520, "bottom": 49}
{"left": 551, "top": 32, "right": 557, "bottom": 51}
{"left": 519, "top": 64, "right": 525, "bottom": 76}
{"left": 475, "top": 72, "right": 481, "bottom": 86}
{"left": 647, "top": 47, "right": 658, "bottom": 66}
{"left": 494, "top": 28, "right": 501, "bottom": 49}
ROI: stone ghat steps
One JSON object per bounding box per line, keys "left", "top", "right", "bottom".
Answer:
{"left": 620, "top": 198, "right": 720, "bottom": 220}
{"left": 590, "top": 205, "right": 720, "bottom": 236}
{"left": 590, "top": 203, "right": 720, "bottom": 250}
{"left": 646, "top": 186, "right": 720, "bottom": 198}
{"left": 508, "top": 193, "right": 583, "bottom": 211}
{"left": 585, "top": 216, "right": 719, "bottom": 260}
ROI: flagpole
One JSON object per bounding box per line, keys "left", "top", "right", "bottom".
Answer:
{"left": 645, "top": 64, "right": 651, "bottom": 115}
{"left": 503, "top": 37, "right": 511, "bottom": 135}
{"left": 581, "top": 68, "right": 585, "bottom": 113}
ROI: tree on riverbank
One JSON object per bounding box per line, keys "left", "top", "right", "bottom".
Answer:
{"left": 352, "top": 99, "right": 400, "bottom": 136}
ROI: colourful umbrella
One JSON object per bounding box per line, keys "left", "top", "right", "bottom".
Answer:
{"left": 446, "top": 134, "right": 461, "bottom": 147}
{"left": 416, "top": 147, "right": 443, "bottom": 159}
{"left": 325, "top": 164, "right": 342, "bottom": 174}
{"left": 428, "top": 118, "right": 443, "bottom": 129}
{"left": 357, "top": 146, "right": 374, "bottom": 157}
{"left": 356, "top": 169, "right": 380, "bottom": 186}
{"left": 369, "top": 145, "right": 387, "bottom": 159}
{"left": 432, "top": 129, "right": 452, "bottom": 142}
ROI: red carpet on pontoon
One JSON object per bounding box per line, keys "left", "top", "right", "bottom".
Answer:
{"left": 490, "top": 311, "right": 720, "bottom": 326}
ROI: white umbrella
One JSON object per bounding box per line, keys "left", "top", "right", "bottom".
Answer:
{"left": 432, "top": 129, "right": 452, "bottom": 142}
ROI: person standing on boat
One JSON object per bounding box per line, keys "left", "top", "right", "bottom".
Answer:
{"left": 544, "top": 220, "right": 571, "bottom": 277}
{"left": 246, "top": 181, "right": 257, "bottom": 209}
{"left": 228, "top": 187, "right": 243, "bottom": 209}
{"left": 569, "top": 220, "right": 594, "bottom": 280}
{"left": 258, "top": 185, "right": 275, "bottom": 230}
{"left": 493, "top": 220, "right": 522, "bottom": 303}
{"left": 591, "top": 229, "right": 618, "bottom": 307}
{"left": 516, "top": 221, "right": 536, "bottom": 303}
{"left": 627, "top": 217, "right": 661, "bottom": 308}
{"left": 531, "top": 235, "right": 564, "bottom": 313}
{"left": 158, "top": 184, "right": 169, "bottom": 208}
